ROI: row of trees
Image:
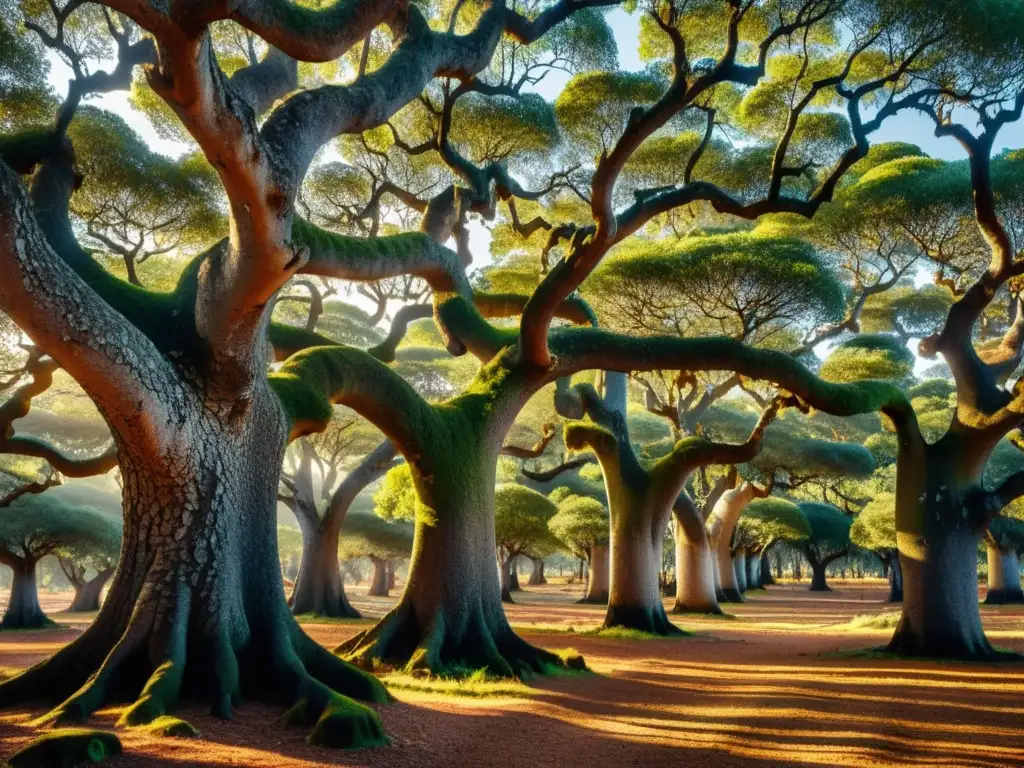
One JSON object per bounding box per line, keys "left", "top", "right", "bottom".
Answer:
{"left": 1, "top": 0, "right": 1023, "bottom": 750}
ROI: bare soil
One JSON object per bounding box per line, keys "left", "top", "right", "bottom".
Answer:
{"left": 1, "top": 580, "right": 1022, "bottom": 767}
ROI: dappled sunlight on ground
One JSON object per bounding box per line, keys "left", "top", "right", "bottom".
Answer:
{"left": 0, "top": 582, "right": 1022, "bottom": 766}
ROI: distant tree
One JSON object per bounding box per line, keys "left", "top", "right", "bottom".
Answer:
{"left": 850, "top": 491, "right": 902, "bottom": 602}
{"left": 67, "top": 108, "right": 223, "bottom": 287}
{"left": 798, "top": 502, "right": 853, "bottom": 592}
{"left": 549, "top": 495, "right": 610, "bottom": 604}
{"left": 494, "top": 485, "right": 558, "bottom": 604}
{"left": 279, "top": 413, "right": 397, "bottom": 618}
{"left": 735, "top": 497, "right": 810, "bottom": 591}
{"left": 337, "top": 514, "right": 413, "bottom": 599}
{"left": 57, "top": 530, "right": 120, "bottom": 613}
{"left": 0, "top": 495, "right": 121, "bottom": 628}
{"left": 984, "top": 515, "right": 1024, "bottom": 605}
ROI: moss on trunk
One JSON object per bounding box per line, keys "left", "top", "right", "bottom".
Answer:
{"left": 0, "top": 392, "right": 387, "bottom": 747}
{"left": 338, "top": 420, "right": 570, "bottom": 677}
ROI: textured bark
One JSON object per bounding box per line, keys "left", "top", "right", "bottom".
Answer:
{"left": 367, "top": 557, "right": 389, "bottom": 597}
{"left": 579, "top": 544, "right": 609, "bottom": 604}
{"left": 984, "top": 544, "right": 1023, "bottom": 604}
{"left": 338, "top": 425, "right": 566, "bottom": 677}
{"left": 890, "top": 527, "right": 991, "bottom": 658}
{"left": 0, "top": 392, "right": 387, "bottom": 744}
{"left": 68, "top": 568, "right": 114, "bottom": 613}
{"left": 1, "top": 557, "right": 49, "bottom": 629}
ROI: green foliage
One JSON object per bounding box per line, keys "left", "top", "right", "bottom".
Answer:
{"left": 850, "top": 492, "right": 897, "bottom": 552}
{"left": 0, "top": 0, "right": 54, "bottom": 132}
{"left": 450, "top": 93, "right": 558, "bottom": 164}
{"left": 818, "top": 334, "right": 914, "bottom": 385}
{"left": 373, "top": 464, "right": 417, "bottom": 523}
{"left": 338, "top": 513, "right": 413, "bottom": 560}
{"left": 494, "top": 484, "right": 558, "bottom": 556}
{"left": 548, "top": 495, "right": 609, "bottom": 557}
{"left": 68, "top": 108, "right": 224, "bottom": 277}
{"left": 799, "top": 501, "right": 852, "bottom": 552}
{"left": 588, "top": 232, "right": 844, "bottom": 343}
{"left": 860, "top": 285, "right": 954, "bottom": 338}
{"left": 0, "top": 495, "right": 121, "bottom": 561}
{"left": 739, "top": 497, "right": 810, "bottom": 546}
{"left": 555, "top": 69, "right": 664, "bottom": 150}
{"left": 701, "top": 401, "right": 875, "bottom": 480}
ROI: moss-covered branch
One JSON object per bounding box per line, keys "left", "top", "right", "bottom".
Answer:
{"left": 270, "top": 345, "right": 434, "bottom": 458}
{"left": 549, "top": 329, "right": 920, "bottom": 442}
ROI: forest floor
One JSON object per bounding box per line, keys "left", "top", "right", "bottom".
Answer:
{"left": 0, "top": 580, "right": 1022, "bottom": 767}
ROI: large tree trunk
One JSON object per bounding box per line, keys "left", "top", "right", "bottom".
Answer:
{"left": 386, "top": 560, "right": 396, "bottom": 592}
{"left": 291, "top": 439, "right": 395, "bottom": 619}
{"left": 290, "top": 518, "right": 359, "bottom": 618}
{"left": 709, "top": 485, "right": 755, "bottom": 603}
{"left": 528, "top": 557, "right": 545, "bottom": 586}
{"left": 733, "top": 550, "right": 748, "bottom": 593}
{"left": 671, "top": 515, "right": 720, "bottom": 614}
{"left": 603, "top": 493, "right": 679, "bottom": 635}
{"left": 1, "top": 557, "right": 49, "bottom": 629}
{"left": 579, "top": 544, "right": 609, "bottom": 604}
{"left": 68, "top": 568, "right": 114, "bottom": 613}
{"left": 367, "top": 556, "right": 390, "bottom": 597}
{"left": 338, "top": 434, "right": 565, "bottom": 677}
{"left": 984, "top": 543, "right": 1022, "bottom": 604}
{"left": 0, "top": 393, "right": 387, "bottom": 746}
{"left": 888, "top": 444, "right": 994, "bottom": 660}
{"left": 809, "top": 563, "right": 831, "bottom": 592}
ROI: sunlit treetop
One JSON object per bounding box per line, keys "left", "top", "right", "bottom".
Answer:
{"left": 67, "top": 108, "right": 224, "bottom": 286}
{"left": 818, "top": 334, "right": 915, "bottom": 386}
{"left": 738, "top": 496, "right": 810, "bottom": 547}
{"left": 494, "top": 483, "right": 559, "bottom": 555}
{"left": 548, "top": 494, "right": 609, "bottom": 556}
{"left": 586, "top": 232, "right": 844, "bottom": 344}
{"left": 337, "top": 512, "right": 414, "bottom": 561}
{"left": 849, "top": 491, "right": 897, "bottom": 552}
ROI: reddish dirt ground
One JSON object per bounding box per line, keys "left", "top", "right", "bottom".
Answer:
{"left": 1, "top": 581, "right": 1023, "bottom": 767}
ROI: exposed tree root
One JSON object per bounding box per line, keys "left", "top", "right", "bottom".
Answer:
{"left": 603, "top": 603, "right": 684, "bottom": 636}
{"left": 0, "top": 588, "right": 388, "bottom": 749}
{"left": 8, "top": 728, "right": 121, "bottom": 768}
{"left": 337, "top": 601, "right": 573, "bottom": 679}
{"left": 886, "top": 616, "right": 998, "bottom": 661}
{"left": 672, "top": 603, "right": 724, "bottom": 616}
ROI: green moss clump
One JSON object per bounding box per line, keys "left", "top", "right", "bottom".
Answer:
{"left": 134, "top": 716, "right": 200, "bottom": 738}
{"left": 305, "top": 695, "right": 387, "bottom": 750}
{"left": 8, "top": 728, "right": 121, "bottom": 768}
{"left": 583, "top": 626, "right": 692, "bottom": 640}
